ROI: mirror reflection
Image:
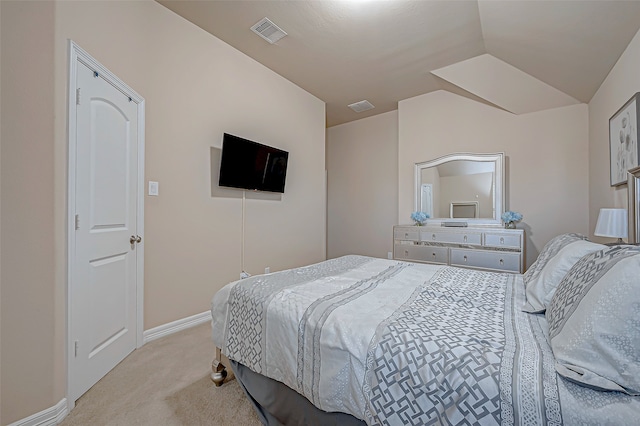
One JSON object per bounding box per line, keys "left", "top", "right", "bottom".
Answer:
{"left": 415, "top": 153, "right": 504, "bottom": 225}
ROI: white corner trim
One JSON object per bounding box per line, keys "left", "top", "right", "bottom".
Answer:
{"left": 143, "top": 311, "right": 211, "bottom": 344}
{"left": 7, "top": 398, "right": 68, "bottom": 426}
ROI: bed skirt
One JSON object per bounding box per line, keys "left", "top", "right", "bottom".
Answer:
{"left": 231, "top": 360, "right": 365, "bottom": 426}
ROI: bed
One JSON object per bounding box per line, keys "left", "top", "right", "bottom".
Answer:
{"left": 210, "top": 232, "right": 640, "bottom": 425}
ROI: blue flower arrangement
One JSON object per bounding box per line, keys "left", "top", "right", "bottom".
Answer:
{"left": 501, "top": 211, "right": 523, "bottom": 228}
{"left": 411, "top": 211, "right": 430, "bottom": 226}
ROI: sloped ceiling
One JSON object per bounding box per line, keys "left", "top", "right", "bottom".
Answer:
{"left": 157, "top": 0, "right": 640, "bottom": 127}
{"left": 431, "top": 54, "right": 580, "bottom": 115}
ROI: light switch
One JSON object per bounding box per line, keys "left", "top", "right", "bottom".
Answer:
{"left": 148, "top": 181, "right": 159, "bottom": 196}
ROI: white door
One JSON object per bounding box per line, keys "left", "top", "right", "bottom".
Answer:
{"left": 421, "top": 183, "right": 434, "bottom": 218}
{"left": 70, "top": 56, "right": 143, "bottom": 402}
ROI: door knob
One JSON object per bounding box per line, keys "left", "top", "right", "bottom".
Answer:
{"left": 130, "top": 235, "right": 142, "bottom": 244}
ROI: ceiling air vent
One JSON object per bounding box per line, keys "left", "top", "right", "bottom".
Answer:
{"left": 348, "top": 100, "right": 375, "bottom": 113}
{"left": 251, "top": 17, "right": 288, "bottom": 44}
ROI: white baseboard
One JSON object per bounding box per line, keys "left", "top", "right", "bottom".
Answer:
{"left": 7, "top": 398, "right": 67, "bottom": 426}
{"left": 142, "top": 310, "right": 211, "bottom": 344}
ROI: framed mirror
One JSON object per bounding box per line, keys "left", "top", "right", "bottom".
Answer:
{"left": 415, "top": 152, "right": 505, "bottom": 226}
{"left": 628, "top": 166, "right": 640, "bottom": 243}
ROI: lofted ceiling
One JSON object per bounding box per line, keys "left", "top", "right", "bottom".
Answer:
{"left": 157, "top": 0, "right": 640, "bottom": 127}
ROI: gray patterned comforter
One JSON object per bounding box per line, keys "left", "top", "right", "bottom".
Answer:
{"left": 211, "top": 255, "right": 639, "bottom": 425}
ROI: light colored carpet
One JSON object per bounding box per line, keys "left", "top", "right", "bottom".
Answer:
{"left": 60, "top": 323, "right": 261, "bottom": 426}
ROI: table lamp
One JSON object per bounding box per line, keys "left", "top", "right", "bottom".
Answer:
{"left": 594, "top": 208, "right": 628, "bottom": 244}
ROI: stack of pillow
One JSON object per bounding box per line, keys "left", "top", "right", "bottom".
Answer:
{"left": 523, "top": 234, "right": 640, "bottom": 395}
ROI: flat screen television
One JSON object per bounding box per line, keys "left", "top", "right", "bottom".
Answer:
{"left": 218, "top": 133, "right": 289, "bottom": 193}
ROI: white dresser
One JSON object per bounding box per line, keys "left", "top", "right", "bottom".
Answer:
{"left": 393, "top": 225, "right": 524, "bottom": 273}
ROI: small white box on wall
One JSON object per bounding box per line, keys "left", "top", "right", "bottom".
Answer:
{"left": 148, "top": 181, "right": 159, "bottom": 196}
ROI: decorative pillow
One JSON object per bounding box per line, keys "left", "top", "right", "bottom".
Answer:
{"left": 522, "top": 234, "right": 604, "bottom": 313}
{"left": 546, "top": 245, "right": 640, "bottom": 395}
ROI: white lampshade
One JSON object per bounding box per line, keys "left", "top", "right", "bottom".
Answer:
{"left": 594, "top": 208, "right": 628, "bottom": 242}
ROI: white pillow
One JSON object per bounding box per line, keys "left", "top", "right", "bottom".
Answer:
{"left": 522, "top": 234, "right": 604, "bottom": 313}
{"left": 546, "top": 246, "right": 640, "bottom": 395}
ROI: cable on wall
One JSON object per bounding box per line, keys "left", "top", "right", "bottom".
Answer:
{"left": 240, "top": 190, "right": 250, "bottom": 279}
{"left": 242, "top": 190, "right": 245, "bottom": 273}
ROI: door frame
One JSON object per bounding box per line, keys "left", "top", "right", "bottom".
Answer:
{"left": 66, "top": 40, "right": 145, "bottom": 408}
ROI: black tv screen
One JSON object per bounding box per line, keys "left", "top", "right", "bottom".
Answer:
{"left": 218, "top": 133, "right": 289, "bottom": 193}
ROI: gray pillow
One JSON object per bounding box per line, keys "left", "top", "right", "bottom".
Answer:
{"left": 546, "top": 245, "right": 640, "bottom": 395}
{"left": 522, "top": 233, "right": 604, "bottom": 313}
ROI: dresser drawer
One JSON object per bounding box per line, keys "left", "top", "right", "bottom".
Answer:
{"left": 484, "top": 232, "right": 522, "bottom": 249}
{"left": 450, "top": 248, "right": 521, "bottom": 272}
{"left": 394, "top": 227, "right": 420, "bottom": 242}
{"left": 420, "top": 230, "right": 482, "bottom": 246}
{"left": 394, "top": 244, "right": 449, "bottom": 264}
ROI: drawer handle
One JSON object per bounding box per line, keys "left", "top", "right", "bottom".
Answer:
{"left": 500, "top": 237, "right": 505, "bottom": 244}
{"left": 500, "top": 259, "right": 504, "bottom": 265}
{"left": 404, "top": 250, "right": 409, "bottom": 256}
{"left": 432, "top": 234, "right": 436, "bottom": 240}
{"left": 463, "top": 255, "right": 467, "bottom": 262}
{"left": 405, "top": 233, "right": 409, "bottom": 238}
{"left": 463, "top": 235, "right": 468, "bottom": 242}
{"left": 432, "top": 252, "right": 436, "bottom": 258}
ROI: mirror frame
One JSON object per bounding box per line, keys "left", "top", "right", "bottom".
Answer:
{"left": 415, "top": 152, "right": 505, "bottom": 227}
{"left": 628, "top": 166, "right": 640, "bottom": 243}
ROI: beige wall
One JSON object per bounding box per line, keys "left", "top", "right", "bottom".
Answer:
{"left": 326, "top": 111, "right": 398, "bottom": 259}
{"left": 1, "top": 1, "right": 57, "bottom": 423}
{"left": 1, "top": 0, "right": 3, "bottom": 415}
{"left": 398, "top": 91, "right": 589, "bottom": 269}
{"left": 1, "top": 1, "right": 326, "bottom": 423}
{"left": 588, "top": 28, "right": 640, "bottom": 242}
{"left": 325, "top": 92, "right": 590, "bottom": 270}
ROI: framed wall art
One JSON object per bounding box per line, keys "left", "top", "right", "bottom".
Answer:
{"left": 610, "top": 92, "right": 640, "bottom": 186}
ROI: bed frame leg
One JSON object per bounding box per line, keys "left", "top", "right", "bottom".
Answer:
{"left": 211, "top": 346, "right": 227, "bottom": 387}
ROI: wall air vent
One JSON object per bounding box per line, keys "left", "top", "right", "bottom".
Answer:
{"left": 348, "top": 100, "right": 375, "bottom": 113}
{"left": 251, "top": 17, "right": 288, "bottom": 44}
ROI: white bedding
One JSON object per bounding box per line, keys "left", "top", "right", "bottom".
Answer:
{"left": 211, "top": 255, "right": 640, "bottom": 425}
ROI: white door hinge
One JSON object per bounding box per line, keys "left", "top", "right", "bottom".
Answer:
{"left": 76, "top": 88, "right": 81, "bottom": 105}
{"left": 75, "top": 214, "right": 80, "bottom": 230}
{"left": 74, "top": 340, "right": 79, "bottom": 357}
